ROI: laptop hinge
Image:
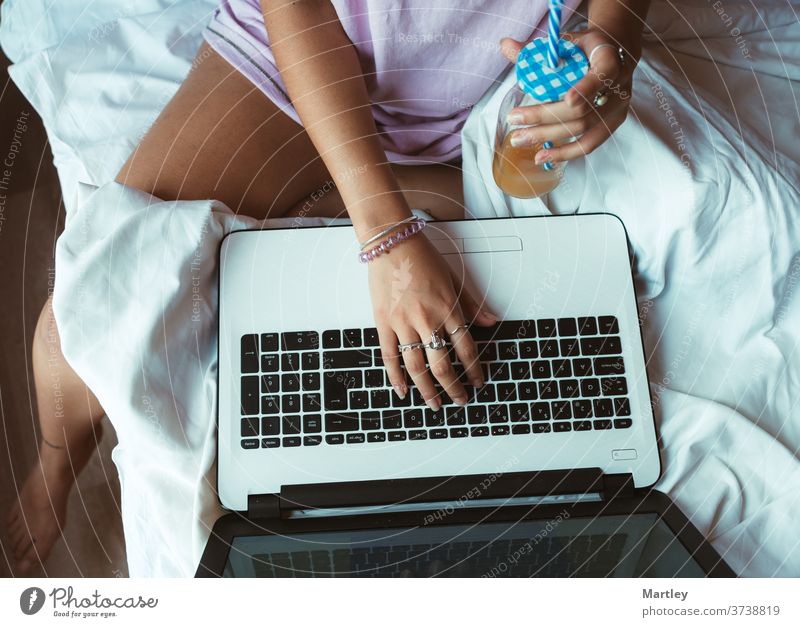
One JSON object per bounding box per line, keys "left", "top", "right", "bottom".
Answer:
{"left": 248, "top": 493, "right": 281, "bottom": 519}
{"left": 601, "top": 473, "right": 635, "bottom": 500}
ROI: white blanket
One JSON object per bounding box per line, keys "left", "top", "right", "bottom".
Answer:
{"left": 3, "top": 0, "right": 800, "bottom": 576}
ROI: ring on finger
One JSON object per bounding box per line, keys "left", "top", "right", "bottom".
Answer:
{"left": 593, "top": 90, "right": 609, "bottom": 108}
{"left": 398, "top": 341, "right": 426, "bottom": 352}
{"left": 427, "top": 328, "right": 448, "bottom": 350}
{"left": 447, "top": 324, "right": 469, "bottom": 337}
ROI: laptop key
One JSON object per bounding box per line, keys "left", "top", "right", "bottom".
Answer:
{"left": 594, "top": 357, "right": 625, "bottom": 375}
{"left": 553, "top": 421, "right": 571, "bottom": 433}
{"left": 446, "top": 406, "right": 466, "bottom": 426}
{"left": 325, "top": 413, "right": 359, "bottom": 432}
{"left": 572, "top": 400, "right": 593, "bottom": 418}
{"left": 573, "top": 420, "right": 592, "bottom": 431}
{"left": 601, "top": 376, "right": 628, "bottom": 396}
{"left": 531, "top": 361, "right": 551, "bottom": 379}
{"left": 449, "top": 428, "right": 469, "bottom": 438}
{"left": 282, "top": 331, "right": 319, "bottom": 351}
{"left": 510, "top": 362, "right": 530, "bottom": 380}
{"left": 425, "top": 408, "right": 445, "bottom": 427}
{"left": 553, "top": 360, "right": 572, "bottom": 378}
{"left": 488, "top": 363, "right": 510, "bottom": 381}
{"left": 538, "top": 380, "right": 559, "bottom": 399}
{"left": 302, "top": 372, "right": 320, "bottom": 390}
{"left": 560, "top": 338, "right": 580, "bottom": 357}
{"left": 598, "top": 316, "right": 620, "bottom": 334}
{"left": 365, "top": 369, "right": 384, "bottom": 388}
{"left": 282, "top": 374, "right": 300, "bottom": 392}
{"left": 557, "top": 318, "right": 578, "bottom": 337}
{"left": 551, "top": 401, "right": 572, "bottom": 420}
{"left": 614, "top": 418, "right": 632, "bottom": 429}
{"left": 369, "top": 389, "right": 390, "bottom": 408}
{"left": 343, "top": 329, "right": 362, "bottom": 347}
{"left": 559, "top": 379, "right": 580, "bottom": 398}
{"left": 261, "top": 395, "right": 280, "bottom": 414}
{"left": 360, "top": 411, "right": 381, "bottom": 431}
{"left": 580, "top": 336, "right": 622, "bottom": 356}
{"left": 303, "top": 415, "right": 322, "bottom": 433}
{"left": 498, "top": 342, "right": 518, "bottom": 360}
{"left": 577, "top": 316, "right": 598, "bottom": 335}
{"left": 282, "top": 353, "right": 301, "bottom": 371}
{"left": 510, "top": 403, "right": 529, "bottom": 422}
{"left": 593, "top": 420, "right": 613, "bottom": 430}
{"left": 261, "top": 374, "right": 280, "bottom": 394}
{"left": 539, "top": 340, "right": 559, "bottom": 358}
{"left": 301, "top": 352, "right": 320, "bottom": 370}
{"left": 349, "top": 390, "right": 369, "bottom": 410}
{"left": 388, "top": 431, "right": 407, "bottom": 441}
{"left": 241, "top": 334, "right": 259, "bottom": 373}
{"left": 260, "top": 333, "right": 279, "bottom": 352}
{"left": 532, "top": 423, "right": 551, "bottom": 433}
{"left": 511, "top": 424, "right": 531, "bottom": 435}
{"left": 323, "top": 373, "right": 349, "bottom": 411}
{"left": 430, "top": 429, "right": 448, "bottom": 439}
{"left": 517, "top": 382, "right": 537, "bottom": 400}
{"left": 467, "top": 405, "right": 488, "bottom": 425}
{"left": 537, "top": 319, "right": 557, "bottom": 337}
{"left": 367, "top": 432, "right": 387, "bottom": 442}
{"left": 488, "top": 404, "right": 509, "bottom": 423}
{"left": 241, "top": 376, "right": 260, "bottom": 415}
{"left": 614, "top": 398, "right": 631, "bottom": 416}
{"left": 346, "top": 433, "right": 366, "bottom": 444}
{"left": 477, "top": 342, "right": 498, "bottom": 361}
{"left": 471, "top": 427, "right": 489, "bottom": 437}
{"left": 409, "top": 430, "right": 428, "bottom": 441}
{"left": 496, "top": 383, "right": 517, "bottom": 402}
{"left": 491, "top": 425, "right": 510, "bottom": 436}
{"left": 262, "top": 416, "right": 281, "bottom": 435}
{"left": 392, "top": 388, "right": 412, "bottom": 407}
{"left": 325, "top": 434, "right": 344, "bottom": 445}
{"left": 304, "top": 435, "right": 322, "bottom": 446}
{"left": 261, "top": 437, "right": 280, "bottom": 448}
{"left": 323, "top": 349, "right": 372, "bottom": 369}
{"left": 281, "top": 436, "right": 300, "bottom": 448}
{"left": 572, "top": 358, "right": 592, "bottom": 377}
{"left": 282, "top": 395, "right": 301, "bottom": 413}
{"left": 241, "top": 418, "right": 259, "bottom": 438}
{"left": 594, "top": 399, "right": 614, "bottom": 417}
{"left": 519, "top": 341, "right": 538, "bottom": 359}
{"left": 530, "top": 402, "right": 551, "bottom": 421}
{"left": 580, "top": 378, "right": 601, "bottom": 397}
{"left": 382, "top": 410, "right": 402, "bottom": 430}
{"left": 322, "top": 330, "right": 341, "bottom": 349}
{"left": 364, "top": 327, "right": 380, "bottom": 346}
{"left": 476, "top": 384, "right": 496, "bottom": 403}
{"left": 404, "top": 409, "right": 424, "bottom": 428}
{"left": 282, "top": 415, "right": 301, "bottom": 435}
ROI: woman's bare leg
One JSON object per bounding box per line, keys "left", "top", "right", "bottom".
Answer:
{"left": 7, "top": 296, "right": 104, "bottom": 574}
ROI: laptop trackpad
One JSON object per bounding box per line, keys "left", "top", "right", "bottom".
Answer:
{"left": 429, "top": 236, "right": 523, "bottom": 255}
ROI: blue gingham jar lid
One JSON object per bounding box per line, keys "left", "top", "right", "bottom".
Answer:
{"left": 516, "top": 37, "right": 589, "bottom": 102}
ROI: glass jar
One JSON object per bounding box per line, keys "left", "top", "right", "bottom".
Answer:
{"left": 492, "top": 37, "right": 588, "bottom": 199}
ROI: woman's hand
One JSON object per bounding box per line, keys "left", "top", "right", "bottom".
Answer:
{"left": 368, "top": 234, "right": 497, "bottom": 410}
{"left": 499, "top": 27, "right": 639, "bottom": 167}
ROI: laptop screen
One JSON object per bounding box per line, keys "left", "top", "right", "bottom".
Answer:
{"left": 221, "top": 512, "right": 705, "bottom": 577}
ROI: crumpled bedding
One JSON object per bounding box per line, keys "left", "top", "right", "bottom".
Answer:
{"left": 2, "top": 0, "right": 799, "bottom": 576}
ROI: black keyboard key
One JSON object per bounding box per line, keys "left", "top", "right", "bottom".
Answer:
{"left": 323, "top": 373, "right": 349, "bottom": 411}
{"left": 281, "top": 353, "right": 301, "bottom": 371}
{"left": 284, "top": 436, "right": 301, "bottom": 447}
{"left": 517, "top": 382, "right": 538, "bottom": 400}
{"left": 496, "top": 383, "right": 517, "bottom": 402}
{"left": 303, "top": 393, "right": 321, "bottom": 412}
{"left": 260, "top": 333, "right": 279, "bottom": 352}
{"left": 364, "top": 327, "right": 380, "bottom": 347}
{"left": 510, "top": 403, "right": 529, "bottom": 422}
{"left": 365, "top": 369, "right": 384, "bottom": 388}
{"left": 614, "top": 418, "right": 633, "bottom": 429}
{"left": 262, "top": 416, "right": 281, "bottom": 435}
{"left": 322, "top": 330, "right": 341, "bottom": 349}
{"left": 510, "top": 362, "right": 530, "bottom": 380}
{"left": 412, "top": 388, "right": 426, "bottom": 406}
{"left": 347, "top": 433, "right": 366, "bottom": 444}
{"left": 614, "top": 398, "right": 631, "bottom": 416}
{"left": 532, "top": 423, "right": 551, "bottom": 433}
{"left": 559, "top": 338, "right": 579, "bottom": 357}
{"left": 241, "top": 417, "right": 260, "bottom": 438}
{"left": 539, "top": 340, "right": 559, "bottom": 358}
{"left": 537, "top": 319, "right": 557, "bottom": 337}
{"left": 409, "top": 430, "right": 428, "bottom": 441}
{"left": 241, "top": 438, "right": 259, "bottom": 450}
{"left": 557, "top": 318, "right": 577, "bottom": 337}
{"left": 553, "top": 421, "right": 571, "bottom": 433}
{"left": 488, "top": 404, "right": 509, "bottom": 423}
{"left": 572, "top": 358, "right": 593, "bottom": 377}
{"left": 551, "top": 401, "right": 572, "bottom": 420}
{"left": 594, "top": 419, "right": 613, "bottom": 430}
{"left": 580, "top": 336, "right": 622, "bottom": 356}
{"left": 598, "top": 316, "right": 619, "bottom": 334}
{"left": 553, "top": 360, "right": 572, "bottom": 378}
{"left": 467, "top": 406, "right": 488, "bottom": 425}
{"left": 594, "top": 357, "right": 625, "bottom": 375}
{"left": 511, "top": 424, "right": 531, "bottom": 435}
{"left": 430, "top": 429, "right": 448, "bottom": 439}
{"left": 372, "top": 349, "right": 384, "bottom": 367}
{"left": 261, "top": 353, "right": 279, "bottom": 372}
{"left": 477, "top": 342, "right": 498, "bottom": 361}
{"left": 302, "top": 372, "right": 320, "bottom": 390}
{"left": 404, "top": 409, "right": 424, "bottom": 428}
{"left": 282, "top": 395, "right": 301, "bottom": 413}
{"left": 470, "top": 323, "right": 498, "bottom": 341}
{"left": 361, "top": 411, "right": 381, "bottom": 431}
{"left": 509, "top": 319, "right": 537, "bottom": 339}
{"left": 241, "top": 334, "right": 259, "bottom": 373}
{"left": 323, "top": 349, "right": 373, "bottom": 369}
{"left": 343, "top": 328, "right": 362, "bottom": 347}
{"left": 577, "top": 317, "right": 598, "bottom": 335}
{"left": 491, "top": 425, "right": 510, "bottom": 436}
{"left": 301, "top": 352, "right": 320, "bottom": 370}
{"left": 449, "top": 428, "right": 469, "bottom": 438}
{"left": 261, "top": 374, "right": 280, "bottom": 393}
{"left": 559, "top": 379, "right": 580, "bottom": 398}
{"left": 498, "top": 342, "right": 518, "bottom": 360}
{"left": 392, "top": 388, "right": 412, "bottom": 408}
{"left": 382, "top": 410, "right": 402, "bottom": 430}
{"left": 574, "top": 420, "right": 592, "bottom": 431}
{"left": 580, "top": 378, "right": 601, "bottom": 397}
{"left": 488, "top": 363, "right": 510, "bottom": 381}
{"left": 282, "top": 373, "right": 300, "bottom": 392}
{"left": 303, "top": 415, "right": 322, "bottom": 433}
{"left": 349, "top": 390, "right": 369, "bottom": 410}
{"left": 538, "top": 380, "right": 559, "bottom": 399}
{"left": 326, "top": 434, "right": 344, "bottom": 445}
{"left": 367, "top": 432, "right": 387, "bottom": 442}
{"left": 241, "top": 376, "right": 260, "bottom": 415}
{"left": 594, "top": 399, "right": 614, "bottom": 417}
{"left": 531, "top": 361, "right": 551, "bottom": 379}
{"left": 572, "top": 400, "right": 593, "bottom": 419}
{"left": 261, "top": 395, "right": 280, "bottom": 414}
{"left": 530, "top": 402, "right": 550, "bottom": 421}
{"left": 282, "top": 415, "right": 301, "bottom": 435}
{"left": 261, "top": 437, "right": 280, "bottom": 448}
{"left": 388, "top": 431, "right": 407, "bottom": 441}
{"left": 471, "top": 426, "right": 490, "bottom": 437}
{"left": 476, "top": 384, "right": 496, "bottom": 403}
{"left": 601, "top": 377, "right": 628, "bottom": 396}
{"left": 424, "top": 408, "right": 445, "bottom": 427}
{"left": 519, "top": 341, "right": 538, "bottom": 358}
{"left": 304, "top": 435, "right": 322, "bottom": 446}
{"left": 325, "top": 413, "right": 359, "bottom": 432}
{"left": 282, "top": 331, "right": 319, "bottom": 351}
{"left": 368, "top": 389, "right": 390, "bottom": 409}
{"left": 446, "top": 407, "right": 466, "bottom": 426}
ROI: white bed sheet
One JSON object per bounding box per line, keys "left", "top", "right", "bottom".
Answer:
{"left": 2, "top": 0, "right": 799, "bottom": 576}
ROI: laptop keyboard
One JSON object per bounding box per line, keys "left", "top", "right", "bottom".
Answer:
{"left": 238, "top": 316, "right": 633, "bottom": 450}
{"left": 247, "top": 533, "right": 626, "bottom": 577}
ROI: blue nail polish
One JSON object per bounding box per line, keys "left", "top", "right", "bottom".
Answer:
{"left": 543, "top": 140, "right": 554, "bottom": 150}
{"left": 543, "top": 161, "right": 554, "bottom": 171}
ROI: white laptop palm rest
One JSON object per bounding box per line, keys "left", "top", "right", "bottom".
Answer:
{"left": 217, "top": 214, "right": 660, "bottom": 511}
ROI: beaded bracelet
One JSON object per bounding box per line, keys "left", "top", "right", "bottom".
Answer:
{"left": 358, "top": 218, "right": 427, "bottom": 263}
{"left": 359, "top": 216, "right": 418, "bottom": 252}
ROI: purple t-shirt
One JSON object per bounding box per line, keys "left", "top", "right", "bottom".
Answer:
{"left": 205, "top": 0, "right": 582, "bottom": 162}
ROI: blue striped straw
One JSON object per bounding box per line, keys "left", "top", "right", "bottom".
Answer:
{"left": 547, "top": 0, "right": 562, "bottom": 68}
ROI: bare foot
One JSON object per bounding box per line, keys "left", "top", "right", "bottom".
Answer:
{"left": 7, "top": 446, "right": 76, "bottom": 574}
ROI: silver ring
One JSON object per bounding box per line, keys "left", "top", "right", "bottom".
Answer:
{"left": 588, "top": 43, "right": 625, "bottom": 67}
{"left": 448, "top": 324, "right": 469, "bottom": 337}
{"left": 593, "top": 91, "right": 609, "bottom": 107}
{"left": 398, "top": 341, "right": 425, "bottom": 352}
{"left": 427, "top": 329, "right": 448, "bottom": 350}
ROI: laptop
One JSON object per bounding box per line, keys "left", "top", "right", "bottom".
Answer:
{"left": 197, "top": 213, "right": 734, "bottom": 577}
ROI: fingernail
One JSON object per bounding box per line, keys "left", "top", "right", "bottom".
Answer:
{"left": 510, "top": 133, "right": 528, "bottom": 147}
{"left": 393, "top": 384, "right": 407, "bottom": 399}
{"left": 481, "top": 309, "right": 499, "bottom": 321}
{"left": 507, "top": 113, "right": 525, "bottom": 125}
{"left": 454, "top": 395, "right": 468, "bottom": 406}
{"left": 542, "top": 140, "right": 554, "bottom": 150}
{"left": 472, "top": 378, "right": 484, "bottom": 388}
{"left": 543, "top": 161, "right": 555, "bottom": 171}
{"left": 535, "top": 150, "right": 550, "bottom": 164}
{"left": 427, "top": 398, "right": 441, "bottom": 411}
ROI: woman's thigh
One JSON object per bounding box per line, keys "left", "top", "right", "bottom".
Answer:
{"left": 116, "top": 43, "right": 332, "bottom": 220}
